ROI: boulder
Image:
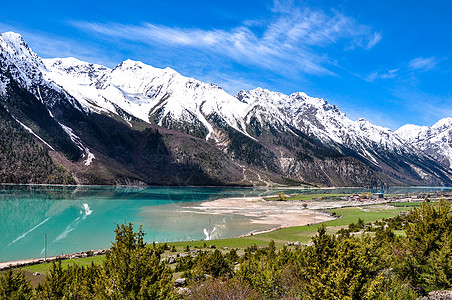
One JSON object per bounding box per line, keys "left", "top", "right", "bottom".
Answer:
{"left": 174, "top": 278, "right": 187, "bottom": 287}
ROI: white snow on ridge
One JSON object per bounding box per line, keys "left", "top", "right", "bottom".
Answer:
{"left": 42, "top": 55, "right": 412, "bottom": 162}
{"left": 43, "top": 58, "right": 255, "bottom": 141}
{"left": 12, "top": 116, "right": 55, "bottom": 151}
{"left": 0, "top": 75, "right": 8, "bottom": 95}
{"left": 59, "top": 123, "right": 95, "bottom": 166}
{"left": 396, "top": 118, "right": 452, "bottom": 169}
{"left": 0, "top": 32, "right": 45, "bottom": 89}
{"left": 396, "top": 124, "right": 429, "bottom": 143}
{"left": 237, "top": 87, "right": 405, "bottom": 160}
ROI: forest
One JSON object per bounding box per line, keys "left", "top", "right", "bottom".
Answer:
{"left": 1, "top": 200, "right": 451, "bottom": 299}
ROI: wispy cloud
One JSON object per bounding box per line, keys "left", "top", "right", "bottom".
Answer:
{"left": 0, "top": 23, "right": 120, "bottom": 67}
{"left": 70, "top": 5, "right": 379, "bottom": 76}
{"left": 367, "top": 55, "right": 440, "bottom": 82}
{"left": 408, "top": 56, "right": 438, "bottom": 71}
{"left": 367, "top": 32, "right": 382, "bottom": 49}
{"left": 366, "top": 68, "right": 399, "bottom": 81}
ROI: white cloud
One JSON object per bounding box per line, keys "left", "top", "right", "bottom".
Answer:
{"left": 367, "top": 56, "right": 441, "bottom": 83}
{"left": 409, "top": 57, "right": 438, "bottom": 70}
{"left": 70, "top": 6, "right": 379, "bottom": 76}
{"left": 0, "top": 23, "right": 118, "bottom": 67}
{"left": 380, "top": 68, "right": 399, "bottom": 79}
{"left": 367, "top": 32, "right": 382, "bottom": 49}
{"left": 366, "top": 68, "right": 399, "bottom": 81}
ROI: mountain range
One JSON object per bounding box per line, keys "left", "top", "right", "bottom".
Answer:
{"left": 1, "top": 31, "right": 451, "bottom": 187}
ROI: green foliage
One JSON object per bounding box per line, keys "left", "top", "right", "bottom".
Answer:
{"left": 33, "top": 223, "right": 175, "bottom": 299}
{"left": 405, "top": 200, "right": 452, "bottom": 258}
{"left": 394, "top": 199, "right": 452, "bottom": 290}
{"left": 226, "top": 248, "right": 239, "bottom": 264}
{"left": 36, "top": 260, "right": 101, "bottom": 299}
{"left": 175, "top": 255, "right": 195, "bottom": 273}
{"left": 423, "top": 235, "right": 452, "bottom": 291}
{"left": 364, "top": 272, "right": 419, "bottom": 300}
{"left": 196, "top": 250, "right": 232, "bottom": 278}
{"left": 276, "top": 192, "right": 287, "bottom": 201}
{"left": 100, "top": 223, "right": 175, "bottom": 299}
{"left": 35, "top": 260, "right": 66, "bottom": 298}
{"left": 299, "top": 226, "right": 381, "bottom": 299}
{"left": 0, "top": 270, "right": 33, "bottom": 300}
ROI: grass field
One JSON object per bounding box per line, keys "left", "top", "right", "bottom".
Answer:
{"left": 21, "top": 255, "right": 105, "bottom": 274}
{"left": 391, "top": 202, "right": 422, "bottom": 207}
{"left": 17, "top": 203, "right": 412, "bottom": 275}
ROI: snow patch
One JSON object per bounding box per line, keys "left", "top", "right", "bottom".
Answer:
{"left": 12, "top": 117, "right": 55, "bottom": 150}
{"left": 59, "top": 123, "right": 96, "bottom": 166}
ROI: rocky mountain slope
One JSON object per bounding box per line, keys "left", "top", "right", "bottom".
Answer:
{"left": 396, "top": 118, "right": 452, "bottom": 170}
{"left": 1, "top": 31, "right": 451, "bottom": 187}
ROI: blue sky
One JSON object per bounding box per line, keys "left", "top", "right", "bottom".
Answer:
{"left": 0, "top": 0, "right": 450, "bottom": 129}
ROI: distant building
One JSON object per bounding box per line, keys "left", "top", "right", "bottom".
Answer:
{"left": 374, "top": 193, "right": 384, "bottom": 199}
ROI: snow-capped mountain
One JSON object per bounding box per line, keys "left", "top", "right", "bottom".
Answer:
{"left": 1, "top": 31, "right": 451, "bottom": 187}
{"left": 43, "top": 58, "right": 251, "bottom": 141}
{"left": 397, "top": 118, "right": 452, "bottom": 169}
{"left": 43, "top": 58, "right": 411, "bottom": 158}
{"left": 236, "top": 88, "right": 408, "bottom": 160}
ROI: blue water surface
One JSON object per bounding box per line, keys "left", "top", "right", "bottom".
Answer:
{"left": 0, "top": 185, "right": 450, "bottom": 261}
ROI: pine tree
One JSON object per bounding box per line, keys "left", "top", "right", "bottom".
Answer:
{"left": 0, "top": 270, "right": 33, "bottom": 300}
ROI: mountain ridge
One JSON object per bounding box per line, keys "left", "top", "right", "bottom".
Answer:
{"left": 1, "top": 31, "right": 451, "bottom": 187}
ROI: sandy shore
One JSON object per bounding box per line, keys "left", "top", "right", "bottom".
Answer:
{"left": 189, "top": 196, "right": 336, "bottom": 235}
{"left": 189, "top": 195, "right": 393, "bottom": 236}
{"left": 0, "top": 256, "right": 64, "bottom": 271}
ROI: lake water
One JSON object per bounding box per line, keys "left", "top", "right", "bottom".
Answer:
{"left": 1, "top": 185, "right": 450, "bottom": 262}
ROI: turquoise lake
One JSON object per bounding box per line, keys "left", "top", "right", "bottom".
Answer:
{"left": 1, "top": 185, "right": 450, "bottom": 262}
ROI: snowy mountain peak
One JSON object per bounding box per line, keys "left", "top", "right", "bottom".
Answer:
{"left": 0, "top": 32, "right": 43, "bottom": 67}
{"left": 0, "top": 31, "right": 46, "bottom": 90}
{"left": 396, "top": 118, "right": 452, "bottom": 169}
{"left": 396, "top": 124, "right": 427, "bottom": 142}
{"left": 433, "top": 117, "right": 452, "bottom": 129}
{"left": 115, "top": 59, "right": 147, "bottom": 70}
{"left": 1, "top": 31, "right": 452, "bottom": 186}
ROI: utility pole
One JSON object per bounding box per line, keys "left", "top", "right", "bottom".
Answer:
{"left": 208, "top": 218, "right": 211, "bottom": 240}
{"left": 44, "top": 234, "right": 47, "bottom": 262}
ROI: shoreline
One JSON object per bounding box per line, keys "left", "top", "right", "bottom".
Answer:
{"left": 1, "top": 195, "right": 337, "bottom": 269}
{"left": 0, "top": 249, "right": 106, "bottom": 271}
{"left": 2, "top": 190, "right": 449, "bottom": 270}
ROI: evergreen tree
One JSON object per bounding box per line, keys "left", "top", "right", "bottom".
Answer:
{"left": 0, "top": 270, "right": 33, "bottom": 300}
{"left": 99, "top": 223, "right": 175, "bottom": 299}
